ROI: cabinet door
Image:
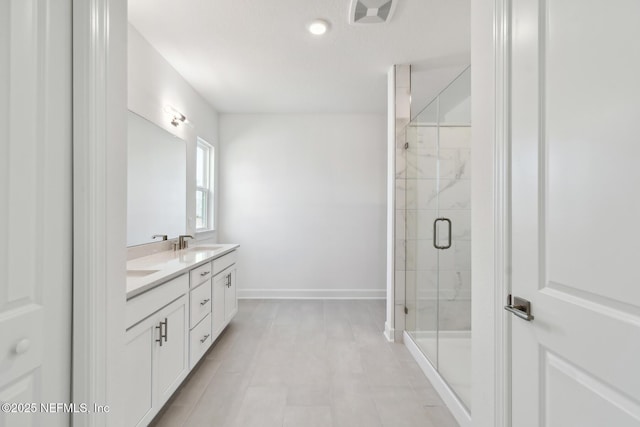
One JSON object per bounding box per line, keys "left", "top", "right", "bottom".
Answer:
{"left": 212, "top": 272, "right": 226, "bottom": 336}
{"left": 124, "top": 320, "right": 155, "bottom": 427}
{"left": 224, "top": 268, "right": 238, "bottom": 323}
{"left": 155, "top": 295, "right": 188, "bottom": 406}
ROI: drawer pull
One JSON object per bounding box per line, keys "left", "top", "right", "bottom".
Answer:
{"left": 200, "top": 298, "right": 210, "bottom": 306}
{"left": 200, "top": 271, "right": 210, "bottom": 277}
{"left": 156, "top": 318, "right": 167, "bottom": 346}
{"left": 156, "top": 324, "right": 162, "bottom": 346}
{"left": 200, "top": 334, "right": 210, "bottom": 343}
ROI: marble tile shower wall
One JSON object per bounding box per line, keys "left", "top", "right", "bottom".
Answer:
{"left": 397, "top": 126, "right": 471, "bottom": 332}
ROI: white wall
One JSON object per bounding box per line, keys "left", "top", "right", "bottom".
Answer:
{"left": 471, "top": 0, "right": 502, "bottom": 426}
{"left": 73, "top": 0, "right": 128, "bottom": 424}
{"left": 128, "top": 24, "right": 219, "bottom": 242}
{"left": 219, "top": 114, "right": 387, "bottom": 298}
{"left": 385, "top": 66, "right": 397, "bottom": 341}
{"left": 390, "top": 65, "right": 412, "bottom": 341}
{"left": 410, "top": 64, "right": 470, "bottom": 117}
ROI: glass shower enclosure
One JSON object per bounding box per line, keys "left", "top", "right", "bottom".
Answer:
{"left": 403, "top": 67, "right": 471, "bottom": 410}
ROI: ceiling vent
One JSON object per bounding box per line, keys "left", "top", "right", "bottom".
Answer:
{"left": 349, "top": 0, "right": 397, "bottom": 24}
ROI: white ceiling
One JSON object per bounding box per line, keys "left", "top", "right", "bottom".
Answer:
{"left": 128, "top": 0, "right": 470, "bottom": 114}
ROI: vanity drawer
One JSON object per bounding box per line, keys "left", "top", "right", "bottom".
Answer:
{"left": 190, "top": 280, "right": 212, "bottom": 328}
{"left": 189, "top": 313, "right": 212, "bottom": 368}
{"left": 125, "top": 273, "right": 188, "bottom": 330}
{"left": 212, "top": 250, "right": 237, "bottom": 276}
{"left": 190, "top": 262, "right": 213, "bottom": 288}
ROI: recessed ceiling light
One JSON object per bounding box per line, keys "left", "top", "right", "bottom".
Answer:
{"left": 308, "top": 19, "right": 330, "bottom": 36}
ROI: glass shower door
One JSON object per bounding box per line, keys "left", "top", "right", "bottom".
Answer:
{"left": 404, "top": 67, "right": 471, "bottom": 410}
{"left": 404, "top": 99, "right": 440, "bottom": 368}
{"left": 435, "top": 68, "right": 471, "bottom": 408}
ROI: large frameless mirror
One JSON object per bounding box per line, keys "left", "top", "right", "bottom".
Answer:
{"left": 127, "top": 110, "right": 186, "bottom": 246}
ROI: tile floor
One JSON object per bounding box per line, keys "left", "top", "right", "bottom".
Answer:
{"left": 150, "top": 299, "right": 458, "bottom": 427}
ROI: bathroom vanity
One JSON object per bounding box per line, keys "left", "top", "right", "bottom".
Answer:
{"left": 123, "top": 244, "right": 239, "bottom": 427}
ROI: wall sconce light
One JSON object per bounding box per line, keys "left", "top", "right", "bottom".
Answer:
{"left": 164, "top": 105, "right": 188, "bottom": 127}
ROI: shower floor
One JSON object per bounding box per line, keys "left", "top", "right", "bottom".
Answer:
{"left": 412, "top": 332, "right": 471, "bottom": 410}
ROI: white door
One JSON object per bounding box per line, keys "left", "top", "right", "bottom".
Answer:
{"left": 0, "top": 1, "right": 72, "bottom": 427}
{"left": 510, "top": 0, "right": 640, "bottom": 425}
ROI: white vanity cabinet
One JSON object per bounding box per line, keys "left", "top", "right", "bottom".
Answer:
{"left": 189, "top": 311, "right": 212, "bottom": 368}
{"left": 225, "top": 268, "right": 238, "bottom": 322}
{"left": 212, "top": 271, "right": 227, "bottom": 336}
{"left": 155, "top": 297, "right": 189, "bottom": 404}
{"left": 212, "top": 252, "right": 238, "bottom": 336}
{"left": 124, "top": 245, "right": 239, "bottom": 426}
{"left": 212, "top": 266, "right": 237, "bottom": 335}
{"left": 124, "top": 320, "right": 154, "bottom": 427}
{"left": 189, "top": 251, "right": 239, "bottom": 367}
{"left": 124, "top": 274, "right": 189, "bottom": 427}
{"left": 189, "top": 261, "right": 214, "bottom": 368}
{"left": 190, "top": 277, "right": 212, "bottom": 327}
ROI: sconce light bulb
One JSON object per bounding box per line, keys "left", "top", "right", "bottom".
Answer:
{"left": 165, "top": 105, "right": 187, "bottom": 127}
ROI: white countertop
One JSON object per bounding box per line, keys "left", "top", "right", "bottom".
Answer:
{"left": 126, "top": 243, "right": 239, "bottom": 299}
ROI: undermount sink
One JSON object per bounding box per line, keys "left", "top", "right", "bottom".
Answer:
{"left": 127, "top": 269, "right": 160, "bottom": 278}
{"left": 188, "top": 246, "right": 223, "bottom": 252}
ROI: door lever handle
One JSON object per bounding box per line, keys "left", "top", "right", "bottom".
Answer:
{"left": 504, "top": 295, "right": 534, "bottom": 321}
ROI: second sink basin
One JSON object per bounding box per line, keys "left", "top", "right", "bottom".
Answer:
{"left": 188, "top": 246, "right": 223, "bottom": 252}
{"left": 127, "top": 269, "right": 160, "bottom": 278}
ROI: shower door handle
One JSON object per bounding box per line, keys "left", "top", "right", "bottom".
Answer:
{"left": 433, "top": 218, "right": 452, "bottom": 249}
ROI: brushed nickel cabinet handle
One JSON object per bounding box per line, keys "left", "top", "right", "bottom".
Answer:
{"left": 200, "top": 298, "right": 210, "bottom": 306}
{"left": 200, "top": 334, "right": 210, "bottom": 343}
{"left": 163, "top": 317, "right": 168, "bottom": 342}
{"left": 155, "top": 322, "right": 164, "bottom": 347}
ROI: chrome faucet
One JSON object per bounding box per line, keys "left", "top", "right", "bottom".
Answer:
{"left": 178, "top": 235, "right": 194, "bottom": 249}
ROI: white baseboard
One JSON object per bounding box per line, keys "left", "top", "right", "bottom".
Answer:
{"left": 237, "top": 288, "right": 386, "bottom": 300}
{"left": 384, "top": 321, "right": 395, "bottom": 342}
{"left": 404, "top": 331, "right": 472, "bottom": 427}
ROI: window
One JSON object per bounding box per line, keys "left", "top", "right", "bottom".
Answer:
{"left": 196, "top": 138, "right": 214, "bottom": 231}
